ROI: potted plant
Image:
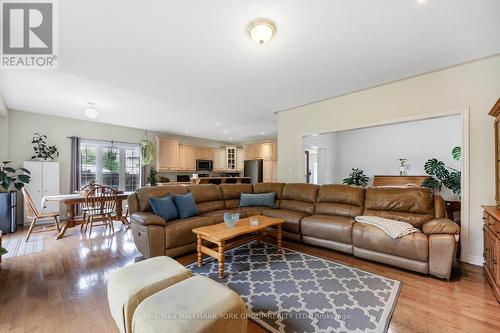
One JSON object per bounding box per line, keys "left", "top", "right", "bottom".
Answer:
{"left": 343, "top": 168, "right": 370, "bottom": 187}
{"left": 422, "top": 146, "right": 461, "bottom": 197}
{"left": 147, "top": 167, "right": 158, "bottom": 186}
{"left": 0, "top": 161, "right": 31, "bottom": 233}
{"left": 0, "top": 246, "right": 7, "bottom": 258}
{"left": 31, "top": 133, "right": 59, "bottom": 160}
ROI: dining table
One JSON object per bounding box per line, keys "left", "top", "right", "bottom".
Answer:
{"left": 41, "top": 191, "right": 133, "bottom": 239}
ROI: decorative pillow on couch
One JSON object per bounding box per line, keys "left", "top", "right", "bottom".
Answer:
{"left": 173, "top": 192, "right": 199, "bottom": 219}
{"left": 149, "top": 195, "right": 179, "bottom": 221}
{"left": 239, "top": 192, "right": 275, "bottom": 208}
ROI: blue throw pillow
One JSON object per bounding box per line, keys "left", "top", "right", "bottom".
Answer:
{"left": 239, "top": 192, "right": 275, "bottom": 208}
{"left": 173, "top": 192, "right": 199, "bottom": 219}
{"left": 149, "top": 195, "right": 179, "bottom": 221}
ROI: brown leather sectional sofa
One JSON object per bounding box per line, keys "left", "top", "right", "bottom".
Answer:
{"left": 128, "top": 183, "right": 460, "bottom": 279}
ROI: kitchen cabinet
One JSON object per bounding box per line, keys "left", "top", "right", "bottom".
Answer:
{"left": 23, "top": 161, "right": 60, "bottom": 223}
{"left": 245, "top": 145, "right": 256, "bottom": 160}
{"left": 156, "top": 138, "right": 179, "bottom": 171}
{"left": 178, "top": 145, "right": 196, "bottom": 171}
{"left": 196, "top": 148, "right": 214, "bottom": 160}
{"left": 272, "top": 159, "right": 278, "bottom": 182}
{"left": 244, "top": 140, "right": 277, "bottom": 161}
{"left": 272, "top": 141, "right": 278, "bottom": 159}
{"left": 261, "top": 142, "right": 273, "bottom": 159}
{"left": 236, "top": 149, "right": 245, "bottom": 172}
{"left": 226, "top": 147, "right": 236, "bottom": 171}
{"left": 263, "top": 159, "right": 272, "bottom": 182}
{"left": 213, "top": 149, "right": 227, "bottom": 171}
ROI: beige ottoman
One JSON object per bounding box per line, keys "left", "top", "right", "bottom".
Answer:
{"left": 132, "top": 276, "right": 247, "bottom": 333}
{"left": 107, "top": 256, "right": 192, "bottom": 333}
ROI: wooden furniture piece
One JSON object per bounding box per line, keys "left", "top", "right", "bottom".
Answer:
{"left": 482, "top": 206, "right": 500, "bottom": 302}
{"left": 23, "top": 161, "right": 60, "bottom": 224}
{"left": 178, "top": 145, "right": 196, "bottom": 171}
{"left": 82, "top": 186, "right": 117, "bottom": 236}
{"left": 192, "top": 215, "right": 284, "bottom": 279}
{"left": 489, "top": 98, "right": 500, "bottom": 207}
{"left": 22, "top": 188, "right": 61, "bottom": 242}
{"left": 372, "top": 175, "right": 429, "bottom": 187}
{"left": 41, "top": 191, "right": 132, "bottom": 239}
{"left": 244, "top": 140, "right": 278, "bottom": 182}
{"left": 213, "top": 148, "right": 226, "bottom": 171}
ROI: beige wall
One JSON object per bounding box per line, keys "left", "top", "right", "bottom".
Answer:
{"left": 277, "top": 54, "right": 500, "bottom": 265}
{"left": 5, "top": 109, "right": 229, "bottom": 224}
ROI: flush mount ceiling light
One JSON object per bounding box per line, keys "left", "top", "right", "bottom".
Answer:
{"left": 248, "top": 19, "right": 276, "bottom": 44}
{"left": 84, "top": 103, "right": 98, "bottom": 119}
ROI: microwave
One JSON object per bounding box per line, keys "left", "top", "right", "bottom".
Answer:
{"left": 196, "top": 159, "right": 213, "bottom": 171}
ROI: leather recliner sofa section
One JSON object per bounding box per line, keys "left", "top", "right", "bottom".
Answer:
{"left": 128, "top": 182, "right": 460, "bottom": 279}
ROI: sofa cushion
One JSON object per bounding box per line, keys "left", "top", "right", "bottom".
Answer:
{"left": 240, "top": 192, "right": 276, "bottom": 208}
{"left": 149, "top": 195, "right": 179, "bottom": 221}
{"left": 263, "top": 209, "right": 307, "bottom": 234}
{"left": 173, "top": 193, "right": 199, "bottom": 219}
{"left": 301, "top": 215, "right": 354, "bottom": 244}
{"left": 165, "top": 216, "right": 213, "bottom": 249}
{"left": 187, "top": 184, "right": 225, "bottom": 214}
{"left": 352, "top": 222, "right": 428, "bottom": 262}
{"left": 135, "top": 185, "right": 188, "bottom": 212}
{"left": 363, "top": 187, "right": 435, "bottom": 228}
{"left": 253, "top": 183, "right": 285, "bottom": 207}
{"left": 279, "top": 183, "right": 319, "bottom": 215}
{"left": 315, "top": 184, "right": 365, "bottom": 217}
{"left": 220, "top": 184, "right": 253, "bottom": 209}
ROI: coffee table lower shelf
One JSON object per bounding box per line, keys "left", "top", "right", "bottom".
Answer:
{"left": 193, "top": 216, "right": 284, "bottom": 279}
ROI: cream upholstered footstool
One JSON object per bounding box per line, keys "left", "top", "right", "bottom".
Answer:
{"left": 132, "top": 276, "right": 247, "bottom": 333}
{"left": 107, "top": 256, "right": 192, "bottom": 333}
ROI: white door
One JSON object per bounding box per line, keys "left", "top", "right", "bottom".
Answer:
{"left": 317, "top": 148, "right": 328, "bottom": 185}
{"left": 42, "top": 162, "right": 60, "bottom": 215}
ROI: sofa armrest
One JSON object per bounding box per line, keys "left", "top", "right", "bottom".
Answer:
{"left": 130, "top": 212, "right": 166, "bottom": 227}
{"left": 422, "top": 218, "right": 460, "bottom": 236}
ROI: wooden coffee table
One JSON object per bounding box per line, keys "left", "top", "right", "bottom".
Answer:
{"left": 192, "top": 215, "right": 284, "bottom": 279}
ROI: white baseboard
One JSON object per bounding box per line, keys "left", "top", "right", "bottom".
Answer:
{"left": 466, "top": 255, "right": 484, "bottom": 266}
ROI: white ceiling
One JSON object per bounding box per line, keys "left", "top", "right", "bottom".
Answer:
{"left": 1, "top": 0, "right": 500, "bottom": 142}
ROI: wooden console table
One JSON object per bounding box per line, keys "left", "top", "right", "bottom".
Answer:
{"left": 373, "top": 175, "right": 428, "bottom": 187}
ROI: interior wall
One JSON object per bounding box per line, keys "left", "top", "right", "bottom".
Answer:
{"left": 0, "top": 111, "right": 8, "bottom": 161}
{"left": 5, "top": 109, "right": 230, "bottom": 224}
{"left": 278, "top": 54, "right": 500, "bottom": 265}
{"left": 333, "top": 115, "right": 461, "bottom": 199}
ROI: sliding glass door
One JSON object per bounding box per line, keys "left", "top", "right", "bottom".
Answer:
{"left": 80, "top": 139, "right": 141, "bottom": 191}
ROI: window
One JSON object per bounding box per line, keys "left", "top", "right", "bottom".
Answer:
{"left": 80, "top": 139, "right": 141, "bottom": 191}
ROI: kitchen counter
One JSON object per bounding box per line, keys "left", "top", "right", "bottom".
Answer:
{"left": 193, "top": 177, "right": 251, "bottom": 184}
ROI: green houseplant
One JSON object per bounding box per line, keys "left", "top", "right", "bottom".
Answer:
{"left": 147, "top": 167, "right": 158, "bottom": 186}
{"left": 343, "top": 168, "right": 370, "bottom": 187}
{"left": 0, "top": 246, "right": 7, "bottom": 257}
{"left": 422, "top": 146, "right": 461, "bottom": 197}
{"left": 0, "top": 161, "right": 31, "bottom": 192}
{"left": 31, "top": 133, "right": 59, "bottom": 160}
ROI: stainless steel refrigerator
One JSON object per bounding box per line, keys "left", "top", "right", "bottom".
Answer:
{"left": 0, "top": 192, "right": 17, "bottom": 233}
{"left": 244, "top": 159, "right": 263, "bottom": 184}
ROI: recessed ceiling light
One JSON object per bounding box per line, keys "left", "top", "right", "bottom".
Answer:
{"left": 417, "top": 0, "right": 427, "bottom": 3}
{"left": 260, "top": 132, "right": 265, "bottom": 136}
{"left": 84, "top": 103, "right": 98, "bottom": 119}
{"left": 229, "top": 137, "right": 233, "bottom": 141}
{"left": 248, "top": 19, "right": 276, "bottom": 44}
{"left": 216, "top": 122, "right": 221, "bottom": 126}
{"left": 311, "top": 133, "right": 320, "bottom": 137}
{"left": 184, "top": 129, "right": 190, "bottom": 134}
{"left": 224, "top": 130, "right": 228, "bottom": 135}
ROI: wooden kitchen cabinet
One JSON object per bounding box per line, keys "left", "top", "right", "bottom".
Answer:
{"left": 263, "top": 159, "right": 272, "bottom": 182}
{"left": 236, "top": 149, "right": 245, "bottom": 172}
{"left": 483, "top": 206, "right": 500, "bottom": 302}
{"left": 245, "top": 145, "right": 256, "bottom": 160}
{"left": 226, "top": 147, "right": 236, "bottom": 171}
{"left": 178, "top": 145, "right": 196, "bottom": 171}
{"left": 272, "top": 141, "right": 278, "bottom": 159}
{"left": 213, "top": 148, "right": 226, "bottom": 171}
{"left": 196, "top": 148, "right": 214, "bottom": 160}
{"left": 272, "top": 159, "right": 278, "bottom": 182}
{"left": 156, "top": 137, "right": 179, "bottom": 171}
{"left": 261, "top": 143, "right": 273, "bottom": 159}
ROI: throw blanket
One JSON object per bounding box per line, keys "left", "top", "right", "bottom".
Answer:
{"left": 355, "top": 215, "right": 420, "bottom": 239}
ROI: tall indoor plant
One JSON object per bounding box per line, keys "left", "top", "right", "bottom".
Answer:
{"left": 422, "top": 146, "right": 461, "bottom": 197}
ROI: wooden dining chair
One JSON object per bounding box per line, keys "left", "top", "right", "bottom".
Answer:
{"left": 79, "top": 183, "right": 100, "bottom": 231}
{"left": 22, "top": 188, "right": 61, "bottom": 242}
{"left": 82, "top": 186, "right": 117, "bottom": 236}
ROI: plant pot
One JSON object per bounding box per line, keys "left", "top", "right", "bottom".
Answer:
{"left": 0, "top": 192, "right": 17, "bottom": 233}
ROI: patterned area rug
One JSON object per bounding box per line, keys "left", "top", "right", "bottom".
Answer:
{"left": 2, "top": 235, "right": 44, "bottom": 259}
{"left": 188, "top": 241, "right": 400, "bottom": 333}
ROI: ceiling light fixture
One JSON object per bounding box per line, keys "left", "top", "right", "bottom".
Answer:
{"left": 84, "top": 103, "right": 98, "bottom": 119}
{"left": 224, "top": 130, "right": 228, "bottom": 135}
{"left": 248, "top": 19, "right": 276, "bottom": 44}
{"left": 417, "top": 0, "right": 427, "bottom": 3}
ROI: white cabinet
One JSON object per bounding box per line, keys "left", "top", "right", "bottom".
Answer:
{"left": 226, "top": 146, "right": 236, "bottom": 171}
{"left": 236, "top": 149, "right": 245, "bottom": 172}
{"left": 213, "top": 149, "right": 227, "bottom": 171}
{"left": 23, "top": 161, "right": 60, "bottom": 223}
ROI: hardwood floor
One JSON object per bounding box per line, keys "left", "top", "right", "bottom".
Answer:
{"left": 0, "top": 224, "right": 499, "bottom": 333}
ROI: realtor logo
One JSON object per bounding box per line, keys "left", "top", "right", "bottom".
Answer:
{"left": 1, "top": 0, "right": 58, "bottom": 68}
